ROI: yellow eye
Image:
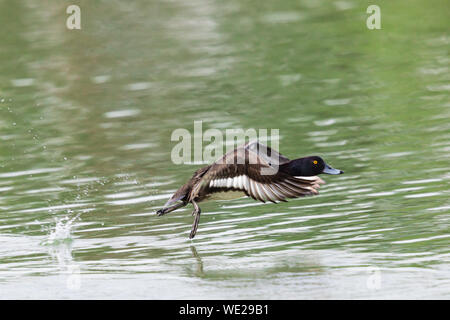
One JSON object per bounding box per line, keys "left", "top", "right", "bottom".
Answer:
{"left": 313, "top": 160, "right": 318, "bottom": 165}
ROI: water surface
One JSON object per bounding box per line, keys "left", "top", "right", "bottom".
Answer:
{"left": 0, "top": 0, "right": 449, "bottom": 299}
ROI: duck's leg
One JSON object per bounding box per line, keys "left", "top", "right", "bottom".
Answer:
{"left": 189, "top": 200, "right": 201, "bottom": 239}
{"left": 156, "top": 202, "right": 186, "bottom": 216}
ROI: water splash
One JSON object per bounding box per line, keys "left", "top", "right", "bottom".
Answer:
{"left": 41, "top": 213, "right": 81, "bottom": 246}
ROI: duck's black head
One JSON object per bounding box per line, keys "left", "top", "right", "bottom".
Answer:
{"left": 282, "top": 156, "right": 344, "bottom": 176}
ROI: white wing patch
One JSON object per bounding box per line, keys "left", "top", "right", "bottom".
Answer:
{"left": 210, "top": 175, "right": 248, "bottom": 190}
{"left": 208, "top": 175, "right": 325, "bottom": 203}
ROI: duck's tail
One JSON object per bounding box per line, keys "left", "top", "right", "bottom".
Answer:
{"left": 156, "top": 202, "right": 186, "bottom": 216}
{"left": 156, "top": 194, "right": 187, "bottom": 216}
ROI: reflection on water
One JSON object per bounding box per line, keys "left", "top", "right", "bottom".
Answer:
{"left": 189, "top": 246, "right": 205, "bottom": 277}
{"left": 0, "top": 0, "right": 449, "bottom": 298}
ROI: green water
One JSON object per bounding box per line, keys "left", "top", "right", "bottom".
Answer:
{"left": 0, "top": 0, "right": 449, "bottom": 299}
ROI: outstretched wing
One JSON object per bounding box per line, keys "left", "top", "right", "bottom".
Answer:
{"left": 189, "top": 141, "right": 325, "bottom": 203}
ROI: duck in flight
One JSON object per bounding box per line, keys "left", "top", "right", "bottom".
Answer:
{"left": 156, "top": 141, "right": 343, "bottom": 239}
